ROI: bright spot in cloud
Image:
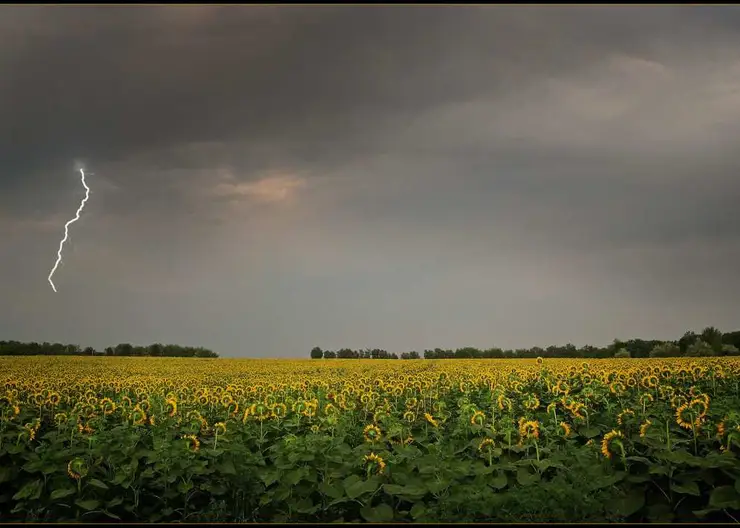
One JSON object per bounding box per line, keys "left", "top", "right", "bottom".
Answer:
{"left": 211, "top": 172, "right": 307, "bottom": 204}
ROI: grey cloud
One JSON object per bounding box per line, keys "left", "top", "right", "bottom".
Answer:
{"left": 2, "top": 6, "right": 740, "bottom": 355}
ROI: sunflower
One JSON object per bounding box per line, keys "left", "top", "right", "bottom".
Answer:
{"left": 617, "top": 408, "right": 635, "bottom": 426}
{"left": 424, "top": 413, "right": 439, "bottom": 428}
{"left": 67, "top": 458, "right": 88, "bottom": 480}
{"left": 54, "top": 412, "right": 68, "bottom": 426}
{"left": 717, "top": 420, "right": 727, "bottom": 438}
{"left": 470, "top": 410, "right": 486, "bottom": 426}
{"left": 214, "top": 422, "right": 227, "bottom": 436}
{"left": 689, "top": 398, "right": 708, "bottom": 418}
{"left": 166, "top": 398, "right": 178, "bottom": 417}
{"left": 271, "top": 402, "right": 288, "bottom": 419}
{"left": 497, "top": 395, "right": 512, "bottom": 412}
{"left": 478, "top": 437, "right": 495, "bottom": 451}
{"left": 310, "top": 424, "right": 320, "bottom": 434}
{"left": 639, "top": 419, "right": 652, "bottom": 438}
{"left": 23, "top": 420, "right": 40, "bottom": 442}
{"left": 226, "top": 400, "right": 239, "bottom": 417}
{"left": 523, "top": 394, "right": 540, "bottom": 411}
{"left": 559, "top": 421, "right": 572, "bottom": 438}
{"left": 363, "top": 424, "right": 382, "bottom": 443}
{"left": 100, "top": 397, "right": 116, "bottom": 416}
{"left": 47, "top": 392, "right": 61, "bottom": 406}
{"left": 182, "top": 434, "right": 200, "bottom": 453}
{"left": 253, "top": 402, "right": 271, "bottom": 421}
{"left": 675, "top": 403, "right": 698, "bottom": 430}
{"left": 138, "top": 399, "right": 151, "bottom": 414}
{"left": 131, "top": 405, "right": 147, "bottom": 426}
{"left": 364, "top": 452, "right": 386, "bottom": 475}
{"left": 373, "top": 409, "right": 390, "bottom": 423}
{"left": 600, "top": 430, "right": 624, "bottom": 459}
{"left": 302, "top": 401, "right": 317, "bottom": 418}
{"left": 519, "top": 420, "right": 540, "bottom": 441}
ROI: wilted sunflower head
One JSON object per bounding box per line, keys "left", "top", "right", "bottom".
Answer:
{"left": 182, "top": 434, "right": 200, "bottom": 453}
{"left": 271, "top": 402, "right": 288, "bottom": 419}
{"left": 100, "top": 398, "right": 116, "bottom": 416}
{"left": 54, "top": 412, "right": 69, "bottom": 426}
{"left": 470, "top": 410, "right": 486, "bottom": 426}
{"left": 478, "top": 437, "right": 495, "bottom": 452}
{"left": 131, "top": 405, "right": 147, "bottom": 426}
{"left": 600, "top": 430, "right": 624, "bottom": 459}
{"left": 67, "top": 458, "right": 88, "bottom": 480}
{"left": 639, "top": 420, "right": 652, "bottom": 438}
{"left": 559, "top": 421, "right": 572, "bottom": 438}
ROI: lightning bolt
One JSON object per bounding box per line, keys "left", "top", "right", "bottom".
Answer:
{"left": 47, "top": 168, "right": 91, "bottom": 292}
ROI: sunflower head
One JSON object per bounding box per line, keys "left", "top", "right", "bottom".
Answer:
{"left": 67, "top": 458, "right": 88, "bottom": 480}
{"left": 478, "top": 437, "right": 495, "bottom": 452}
{"left": 600, "top": 430, "right": 624, "bottom": 459}
{"left": 100, "top": 398, "right": 116, "bottom": 416}
{"left": 363, "top": 424, "right": 382, "bottom": 443}
{"left": 519, "top": 420, "right": 540, "bottom": 441}
{"left": 424, "top": 413, "right": 439, "bottom": 428}
{"left": 363, "top": 452, "right": 386, "bottom": 475}
{"left": 470, "top": 410, "right": 486, "bottom": 426}
{"left": 131, "top": 405, "right": 147, "bottom": 426}
{"left": 182, "top": 434, "right": 200, "bottom": 453}
{"left": 271, "top": 402, "right": 288, "bottom": 419}
{"left": 559, "top": 421, "right": 572, "bottom": 438}
{"left": 617, "top": 408, "right": 635, "bottom": 426}
{"left": 639, "top": 420, "right": 652, "bottom": 438}
{"left": 676, "top": 403, "right": 699, "bottom": 430}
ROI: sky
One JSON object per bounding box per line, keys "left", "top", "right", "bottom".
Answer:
{"left": 1, "top": 5, "right": 740, "bottom": 357}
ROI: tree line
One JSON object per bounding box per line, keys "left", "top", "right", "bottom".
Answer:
{"left": 310, "top": 327, "right": 740, "bottom": 360}
{"left": 0, "top": 341, "right": 218, "bottom": 358}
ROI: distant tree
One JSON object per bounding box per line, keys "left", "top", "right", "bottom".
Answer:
{"left": 649, "top": 342, "right": 681, "bottom": 358}
{"left": 700, "top": 326, "right": 723, "bottom": 354}
{"left": 722, "top": 344, "right": 740, "bottom": 356}
{"left": 337, "top": 348, "right": 355, "bottom": 359}
{"left": 310, "top": 347, "right": 323, "bottom": 359}
{"left": 685, "top": 340, "right": 715, "bottom": 357}
{"left": 722, "top": 330, "right": 740, "bottom": 349}
{"left": 408, "top": 350, "right": 420, "bottom": 359}
{"left": 678, "top": 331, "right": 698, "bottom": 353}
{"left": 323, "top": 350, "right": 337, "bottom": 359}
{"left": 614, "top": 348, "right": 631, "bottom": 358}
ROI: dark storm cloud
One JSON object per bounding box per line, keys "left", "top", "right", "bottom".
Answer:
{"left": 2, "top": 6, "right": 740, "bottom": 355}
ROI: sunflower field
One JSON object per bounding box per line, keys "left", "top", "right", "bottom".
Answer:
{"left": 1, "top": 356, "right": 740, "bottom": 522}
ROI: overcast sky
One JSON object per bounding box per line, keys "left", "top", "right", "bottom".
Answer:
{"left": 1, "top": 6, "right": 739, "bottom": 357}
